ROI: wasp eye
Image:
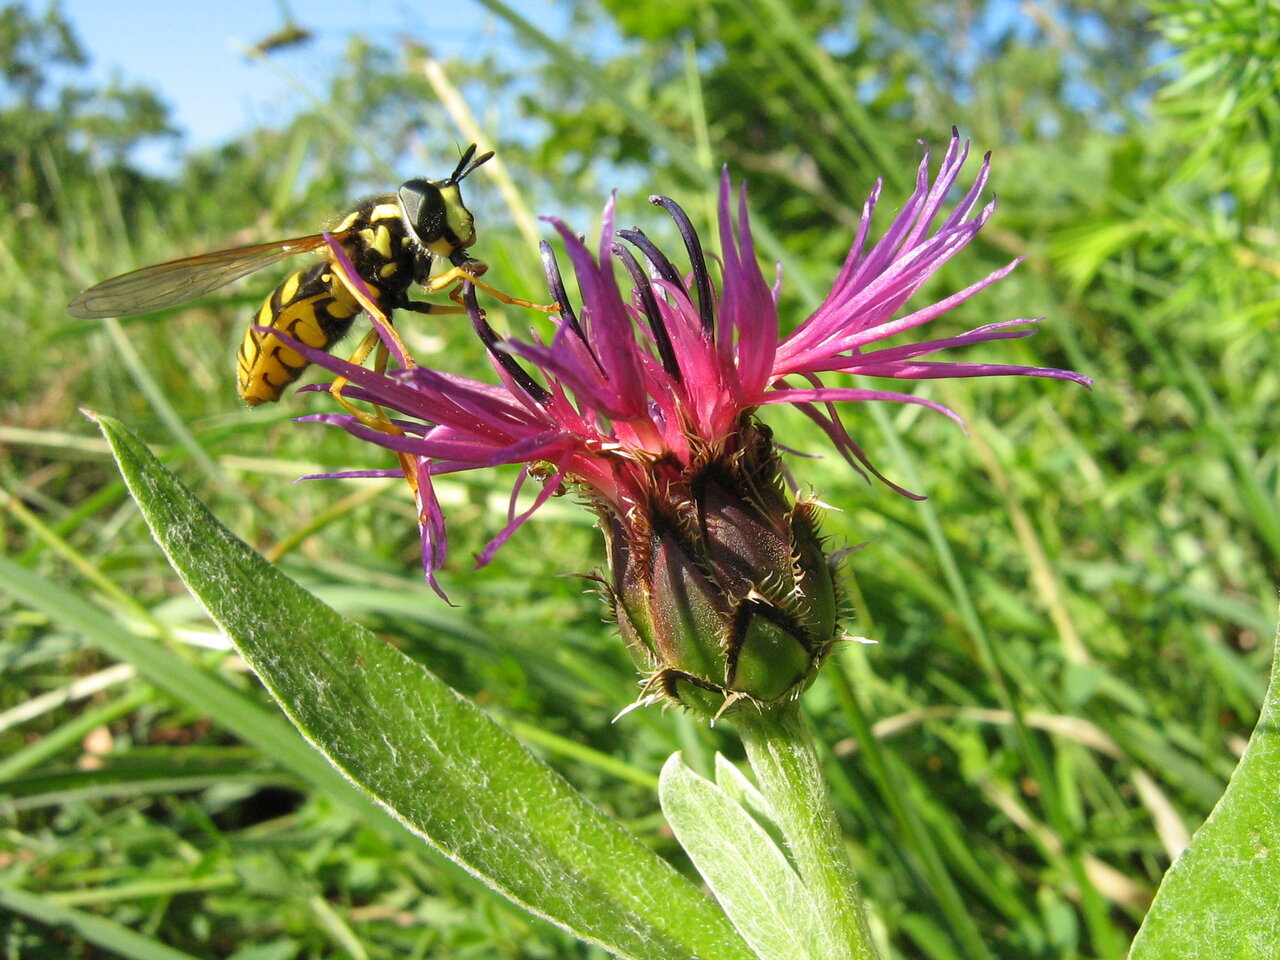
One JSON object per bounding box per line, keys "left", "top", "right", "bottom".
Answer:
{"left": 398, "top": 179, "right": 447, "bottom": 244}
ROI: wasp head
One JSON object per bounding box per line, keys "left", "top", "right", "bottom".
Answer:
{"left": 397, "top": 144, "right": 495, "bottom": 264}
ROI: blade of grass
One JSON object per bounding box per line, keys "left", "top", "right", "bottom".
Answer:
{"left": 0, "top": 885, "right": 203, "bottom": 960}
{"left": 827, "top": 663, "right": 995, "bottom": 959}
{"left": 0, "top": 662, "right": 136, "bottom": 734}
{"left": 100, "top": 318, "right": 225, "bottom": 487}
{"left": 0, "top": 685, "right": 154, "bottom": 780}
{"left": 856, "top": 396, "right": 1127, "bottom": 957}
{"left": 0, "top": 554, "right": 407, "bottom": 837}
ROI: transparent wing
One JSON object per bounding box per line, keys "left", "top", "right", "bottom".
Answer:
{"left": 67, "top": 234, "right": 334, "bottom": 319}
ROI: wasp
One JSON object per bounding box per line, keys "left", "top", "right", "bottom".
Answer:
{"left": 68, "top": 144, "right": 542, "bottom": 405}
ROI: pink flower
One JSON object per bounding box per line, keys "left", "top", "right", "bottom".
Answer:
{"left": 289, "top": 131, "right": 1089, "bottom": 607}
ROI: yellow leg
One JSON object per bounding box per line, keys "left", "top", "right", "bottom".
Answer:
{"left": 330, "top": 329, "right": 400, "bottom": 433}
{"left": 367, "top": 339, "right": 422, "bottom": 500}
{"left": 423, "top": 266, "right": 559, "bottom": 313}
{"left": 320, "top": 251, "right": 426, "bottom": 501}
{"left": 323, "top": 256, "right": 553, "bottom": 505}
{"left": 326, "top": 334, "right": 422, "bottom": 500}
{"left": 401, "top": 300, "right": 466, "bottom": 316}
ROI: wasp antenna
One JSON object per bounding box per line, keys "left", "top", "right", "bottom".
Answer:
{"left": 452, "top": 143, "right": 477, "bottom": 181}
{"left": 454, "top": 145, "right": 495, "bottom": 182}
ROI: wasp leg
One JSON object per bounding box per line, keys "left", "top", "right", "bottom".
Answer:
{"left": 422, "top": 266, "right": 559, "bottom": 313}
{"left": 330, "top": 329, "right": 401, "bottom": 433}
{"left": 366, "top": 338, "right": 422, "bottom": 501}
{"left": 400, "top": 300, "right": 466, "bottom": 316}
{"left": 330, "top": 336, "right": 422, "bottom": 498}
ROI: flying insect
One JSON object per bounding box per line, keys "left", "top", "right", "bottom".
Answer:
{"left": 68, "top": 144, "right": 536, "bottom": 405}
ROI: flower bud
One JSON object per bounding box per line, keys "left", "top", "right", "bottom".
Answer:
{"left": 602, "top": 422, "right": 839, "bottom": 718}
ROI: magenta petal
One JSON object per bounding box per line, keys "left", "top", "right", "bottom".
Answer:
{"left": 843, "top": 361, "right": 1094, "bottom": 386}
{"left": 763, "top": 385, "right": 966, "bottom": 429}
{"left": 473, "top": 459, "right": 570, "bottom": 569}
{"left": 296, "top": 469, "right": 405, "bottom": 481}
{"left": 323, "top": 232, "right": 407, "bottom": 367}
{"left": 414, "top": 460, "right": 451, "bottom": 603}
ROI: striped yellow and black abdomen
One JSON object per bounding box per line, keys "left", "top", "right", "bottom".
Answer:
{"left": 236, "top": 194, "right": 418, "bottom": 405}
{"left": 236, "top": 262, "right": 364, "bottom": 405}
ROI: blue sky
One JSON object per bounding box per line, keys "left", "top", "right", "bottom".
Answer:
{"left": 60, "top": 0, "right": 561, "bottom": 169}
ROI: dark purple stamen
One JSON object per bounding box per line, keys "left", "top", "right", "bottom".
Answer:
{"left": 617, "top": 228, "right": 686, "bottom": 294}
{"left": 649, "top": 195, "right": 714, "bottom": 337}
{"left": 464, "top": 285, "right": 551, "bottom": 405}
{"left": 540, "top": 241, "right": 608, "bottom": 380}
{"left": 539, "top": 241, "right": 585, "bottom": 345}
{"left": 614, "top": 242, "right": 682, "bottom": 383}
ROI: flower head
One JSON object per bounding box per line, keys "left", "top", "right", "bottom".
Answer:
{"left": 285, "top": 131, "right": 1089, "bottom": 715}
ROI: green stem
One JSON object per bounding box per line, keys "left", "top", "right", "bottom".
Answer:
{"left": 734, "top": 703, "right": 879, "bottom": 960}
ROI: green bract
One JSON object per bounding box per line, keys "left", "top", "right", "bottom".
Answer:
{"left": 603, "top": 422, "right": 840, "bottom": 717}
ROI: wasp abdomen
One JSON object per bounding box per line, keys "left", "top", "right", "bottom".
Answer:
{"left": 236, "top": 262, "right": 365, "bottom": 405}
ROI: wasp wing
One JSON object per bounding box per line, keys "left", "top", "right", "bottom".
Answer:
{"left": 67, "top": 234, "right": 335, "bottom": 319}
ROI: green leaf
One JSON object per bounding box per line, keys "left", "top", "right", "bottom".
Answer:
{"left": 93, "top": 413, "right": 753, "bottom": 960}
{"left": 660, "top": 752, "right": 827, "bottom": 960}
{"left": 1129, "top": 622, "right": 1280, "bottom": 959}
{"left": 715, "top": 753, "right": 776, "bottom": 823}
{"left": 714, "top": 752, "right": 788, "bottom": 853}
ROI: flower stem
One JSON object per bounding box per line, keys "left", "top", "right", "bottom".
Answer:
{"left": 734, "top": 702, "right": 879, "bottom": 960}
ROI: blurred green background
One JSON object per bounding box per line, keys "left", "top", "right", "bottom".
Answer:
{"left": 2, "top": 1, "right": 1277, "bottom": 957}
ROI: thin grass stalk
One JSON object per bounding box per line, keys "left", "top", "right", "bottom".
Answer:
{"left": 860, "top": 396, "right": 1128, "bottom": 955}
{"left": 828, "top": 664, "right": 996, "bottom": 959}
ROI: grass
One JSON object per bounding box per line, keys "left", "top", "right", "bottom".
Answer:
{"left": 3, "top": 8, "right": 1277, "bottom": 958}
